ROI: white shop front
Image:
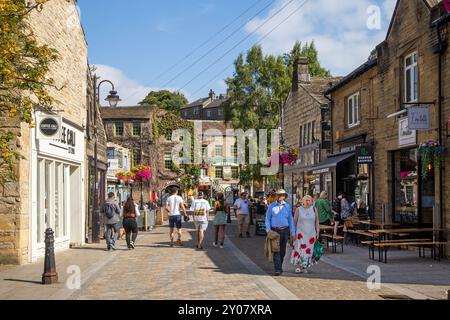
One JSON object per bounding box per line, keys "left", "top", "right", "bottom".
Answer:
{"left": 29, "top": 113, "right": 85, "bottom": 262}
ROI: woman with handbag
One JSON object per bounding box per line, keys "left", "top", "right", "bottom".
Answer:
{"left": 291, "top": 195, "right": 321, "bottom": 274}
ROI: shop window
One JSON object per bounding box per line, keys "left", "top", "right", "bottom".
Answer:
{"left": 164, "top": 152, "right": 173, "bottom": 170}
{"left": 404, "top": 52, "right": 418, "bottom": 104}
{"left": 114, "top": 122, "right": 124, "bottom": 136}
{"left": 347, "top": 93, "right": 360, "bottom": 128}
{"left": 132, "top": 122, "right": 141, "bottom": 137}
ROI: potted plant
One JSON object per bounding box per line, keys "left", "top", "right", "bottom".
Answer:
{"left": 417, "top": 141, "right": 446, "bottom": 179}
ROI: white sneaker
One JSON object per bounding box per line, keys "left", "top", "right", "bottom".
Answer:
{"left": 212, "top": 242, "right": 218, "bottom": 248}
{"left": 220, "top": 244, "right": 224, "bottom": 249}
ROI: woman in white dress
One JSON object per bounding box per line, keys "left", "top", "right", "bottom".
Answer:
{"left": 291, "top": 195, "right": 320, "bottom": 274}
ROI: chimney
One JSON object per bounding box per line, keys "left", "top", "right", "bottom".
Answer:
{"left": 209, "top": 89, "right": 216, "bottom": 102}
{"left": 298, "top": 57, "right": 311, "bottom": 83}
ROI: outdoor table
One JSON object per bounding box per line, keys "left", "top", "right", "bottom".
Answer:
{"left": 367, "top": 228, "right": 446, "bottom": 262}
{"left": 359, "top": 220, "right": 401, "bottom": 230}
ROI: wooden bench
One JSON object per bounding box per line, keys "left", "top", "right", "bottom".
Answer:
{"left": 366, "top": 241, "right": 448, "bottom": 263}
{"left": 321, "top": 234, "right": 345, "bottom": 253}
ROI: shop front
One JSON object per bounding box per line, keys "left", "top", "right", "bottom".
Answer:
{"left": 30, "top": 114, "right": 85, "bottom": 262}
{"left": 390, "top": 148, "right": 434, "bottom": 226}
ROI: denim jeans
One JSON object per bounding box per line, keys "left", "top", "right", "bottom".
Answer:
{"left": 105, "top": 223, "right": 119, "bottom": 248}
{"left": 272, "top": 228, "right": 290, "bottom": 273}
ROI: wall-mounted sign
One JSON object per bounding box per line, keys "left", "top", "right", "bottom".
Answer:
{"left": 399, "top": 117, "right": 416, "bottom": 147}
{"left": 408, "top": 106, "right": 430, "bottom": 130}
{"left": 356, "top": 145, "right": 374, "bottom": 164}
{"left": 36, "top": 115, "right": 61, "bottom": 140}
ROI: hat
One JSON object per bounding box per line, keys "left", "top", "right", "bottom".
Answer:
{"left": 276, "top": 189, "right": 288, "bottom": 195}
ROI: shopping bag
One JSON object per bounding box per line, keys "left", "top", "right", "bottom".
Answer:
{"left": 313, "top": 241, "right": 324, "bottom": 262}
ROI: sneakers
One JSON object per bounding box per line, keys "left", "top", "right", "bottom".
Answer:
{"left": 130, "top": 241, "right": 135, "bottom": 249}
{"left": 110, "top": 244, "right": 116, "bottom": 251}
{"left": 212, "top": 242, "right": 218, "bottom": 248}
{"left": 220, "top": 244, "right": 224, "bottom": 249}
{"left": 274, "top": 271, "right": 282, "bottom": 276}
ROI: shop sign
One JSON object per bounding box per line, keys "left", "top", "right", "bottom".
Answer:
{"left": 36, "top": 115, "right": 61, "bottom": 140}
{"left": 356, "top": 145, "right": 374, "bottom": 164}
{"left": 408, "top": 107, "right": 430, "bottom": 130}
{"left": 399, "top": 117, "right": 416, "bottom": 147}
{"left": 312, "top": 168, "right": 329, "bottom": 175}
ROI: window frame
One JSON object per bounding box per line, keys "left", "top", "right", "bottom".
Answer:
{"left": 132, "top": 121, "right": 141, "bottom": 137}
{"left": 164, "top": 152, "right": 173, "bottom": 170}
{"left": 404, "top": 52, "right": 418, "bottom": 104}
{"left": 215, "top": 167, "right": 224, "bottom": 179}
{"left": 114, "top": 122, "right": 124, "bottom": 137}
{"left": 347, "top": 92, "right": 360, "bottom": 128}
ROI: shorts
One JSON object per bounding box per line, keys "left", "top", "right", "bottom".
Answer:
{"left": 237, "top": 214, "right": 250, "bottom": 226}
{"left": 194, "top": 221, "right": 209, "bottom": 232}
{"left": 169, "top": 215, "right": 182, "bottom": 229}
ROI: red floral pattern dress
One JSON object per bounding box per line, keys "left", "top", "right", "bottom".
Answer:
{"left": 291, "top": 206, "right": 318, "bottom": 268}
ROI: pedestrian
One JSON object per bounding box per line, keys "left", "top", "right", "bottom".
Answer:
{"left": 256, "top": 196, "right": 267, "bottom": 217}
{"left": 165, "top": 187, "right": 187, "bottom": 247}
{"left": 212, "top": 192, "right": 228, "bottom": 248}
{"left": 267, "top": 189, "right": 277, "bottom": 205}
{"left": 103, "top": 192, "right": 121, "bottom": 251}
{"left": 316, "top": 191, "right": 337, "bottom": 226}
{"left": 191, "top": 192, "right": 211, "bottom": 250}
{"left": 121, "top": 197, "right": 140, "bottom": 250}
{"left": 332, "top": 192, "right": 343, "bottom": 220}
{"left": 234, "top": 192, "right": 251, "bottom": 238}
{"left": 291, "top": 195, "right": 320, "bottom": 274}
{"left": 265, "top": 189, "right": 295, "bottom": 276}
{"left": 340, "top": 192, "right": 353, "bottom": 220}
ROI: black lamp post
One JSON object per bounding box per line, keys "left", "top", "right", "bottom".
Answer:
{"left": 92, "top": 77, "right": 121, "bottom": 243}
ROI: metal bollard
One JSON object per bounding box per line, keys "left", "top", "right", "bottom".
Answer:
{"left": 42, "top": 228, "right": 58, "bottom": 285}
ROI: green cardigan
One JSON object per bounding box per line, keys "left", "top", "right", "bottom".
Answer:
{"left": 315, "top": 198, "right": 334, "bottom": 224}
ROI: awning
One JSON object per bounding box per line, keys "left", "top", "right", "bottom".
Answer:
{"left": 310, "top": 152, "right": 355, "bottom": 174}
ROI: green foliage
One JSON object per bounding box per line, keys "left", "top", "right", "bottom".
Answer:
{"left": 152, "top": 111, "right": 194, "bottom": 142}
{"left": 284, "top": 41, "right": 331, "bottom": 77}
{"left": 0, "top": 0, "right": 60, "bottom": 184}
{"left": 139, "top": 90, "right": 188, "bottom": 113}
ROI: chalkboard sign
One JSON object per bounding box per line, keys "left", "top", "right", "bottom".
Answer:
{"left": 255, "top": 219, "right": 267, "bottom": 236}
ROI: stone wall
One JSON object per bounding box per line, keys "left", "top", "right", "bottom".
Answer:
{"left": 0, "top": 0, "right": 88, "bottom": 264}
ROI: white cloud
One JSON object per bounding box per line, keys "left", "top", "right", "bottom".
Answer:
{"left": 94, "top": 64, "right": 191, "bottom": 106}
{"left": 245, "top": 0, "right": 397, "bottom": 76}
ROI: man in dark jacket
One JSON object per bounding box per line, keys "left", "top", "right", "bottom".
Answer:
{"left": 104, "top": 192, "right": 121, "bottom": 251}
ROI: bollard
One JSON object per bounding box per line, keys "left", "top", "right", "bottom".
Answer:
{"left": 42, "top": 228, "right": 58, "bottom": 285}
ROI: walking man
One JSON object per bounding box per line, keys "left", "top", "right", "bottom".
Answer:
{"left": 103, "top": 192, "right": 121, "bottom": 251}
{"left": 165, "top": 187, "right": 187, "bottom": 247}
{"left": 265, "top": 189, "right": 295, "bottom": 276}
{"left": 234, "top": 192, "right": 251, "bottom": 238}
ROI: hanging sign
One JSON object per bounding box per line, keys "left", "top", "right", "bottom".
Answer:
{"left": 399, "top": 117, "right": 416, "bottom": 147}
{"left": 408, "top": 106, "right": 430, "bottom": 130}
{"left": 356, "top": 145, "right": 374, "bottom": 164}
{"left": 36, "top": 115, "right": 62, "bottom": 140}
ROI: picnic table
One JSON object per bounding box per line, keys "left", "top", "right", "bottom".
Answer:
{"left": 365, "top": 228, "right": 447, "bottom": 263}
{"left": 358, "top": 220, "right": 401, "bottom": 229}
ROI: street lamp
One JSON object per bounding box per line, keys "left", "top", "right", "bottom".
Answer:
{"left": 91, "top": 77, "right": 121, "bottom": 243}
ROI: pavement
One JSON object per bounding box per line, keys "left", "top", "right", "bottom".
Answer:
{"left": 0, "top": 217, "right": 449, "bottom": 300}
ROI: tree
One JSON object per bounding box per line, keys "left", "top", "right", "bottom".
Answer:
{"left": 283, "top": 41, "right": 331, "bottom": 77}
{"left": 223, "top": 45, "right": 291, "bottom": 183}
{"left": 0, "top": 0, "right": 60, "bottom": 184}
{"left": 139, "top": 90, "right": 188, "bottom": 113}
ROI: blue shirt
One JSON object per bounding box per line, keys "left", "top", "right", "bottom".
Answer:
{"left": 265, "top": 201, "right": 295, "bottom": 235}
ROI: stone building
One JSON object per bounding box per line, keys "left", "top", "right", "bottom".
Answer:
{"left": 326, "top": 0, "right": 449, "bottom": 256}
{"left": 181, "top": 90, "right": 227, "bottom": 121}
{"left": 281, "top": 58, "right": 340, "bottom": 205}
{"left": 100, "top": 106, "right": 185, "bottom": 203}
{"left": 0, "top": 0, "right": 90, "bottom": 264}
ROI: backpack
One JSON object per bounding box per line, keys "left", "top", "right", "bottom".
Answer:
{"left": 332, "top": 197, "right": 341, "bottom": 214}
{"left": 104, "top": 203, "right": 115, "bottom": 219}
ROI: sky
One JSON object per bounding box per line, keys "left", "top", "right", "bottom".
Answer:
{"left": 78, "top": 0, "right": 397, "bottom": 105}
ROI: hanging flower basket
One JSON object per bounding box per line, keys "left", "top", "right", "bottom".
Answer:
{"left": 132, "top": 165, "right": 152, "bottom": 182}
{"left": 417, "top": 141, "right": 446, "bottom": 179}
{"left": 116, "top": 171, "right": 135, "bottom": 185}
{"left": 268, "top": 145, "right": 299, "bottom": 167}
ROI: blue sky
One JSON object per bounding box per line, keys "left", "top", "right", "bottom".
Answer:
{"left": 78, "top": 0, "right": 397, "bottom": 105}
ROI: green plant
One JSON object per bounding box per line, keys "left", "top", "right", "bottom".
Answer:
{"left": 417, "top": 141, "right": 446, "bottom": 179}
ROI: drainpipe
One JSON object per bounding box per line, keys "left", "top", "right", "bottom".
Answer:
{"left": 436, "top": 22, "right": 446, "bottom": 230}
